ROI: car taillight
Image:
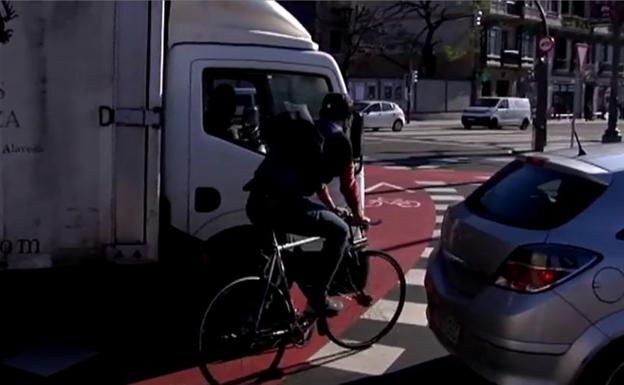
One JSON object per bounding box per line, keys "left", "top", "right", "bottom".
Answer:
{"left": 494, "top": 244, "right": 600, "bottom": 293}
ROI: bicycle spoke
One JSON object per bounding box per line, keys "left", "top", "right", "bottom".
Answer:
{"left": 323, "top": 250, "right": 406, "bottom": 349}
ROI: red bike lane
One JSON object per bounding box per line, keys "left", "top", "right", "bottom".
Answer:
{"left": 132, "top": 166, "right": 491, "bottom": 385}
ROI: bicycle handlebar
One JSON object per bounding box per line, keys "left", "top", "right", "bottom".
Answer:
{"left": 339, "top": 212, "right": 382, "bottom": 229}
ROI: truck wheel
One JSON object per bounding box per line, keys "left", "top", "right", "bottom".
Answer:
{"left": 520, "top": 118, "right": 530, "bottom": 130}
{"left": 392, "top": 120, "right": 403, "bottom": 132}
{"left": 489, "top": 118, "right": 499, "bottom": 130}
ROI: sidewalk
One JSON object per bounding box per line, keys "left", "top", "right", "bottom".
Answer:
{"left": 407, "top": 118, "right": 617, "bottom": 127}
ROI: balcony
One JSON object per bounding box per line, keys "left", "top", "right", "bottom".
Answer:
{"left": 502, "top": 49, "right": 521, "bottom": 67}
{"left": 561, "top": 14, "right": 592, "bottom": 31}
{"left": 599, "top": 62, "right": 624, "bottom": 75}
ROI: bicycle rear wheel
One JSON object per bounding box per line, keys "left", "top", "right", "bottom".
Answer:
{"left": 198, "top": 277, "right": 293, "bottom": 385}
{"left": 322, "top": 249, "right": 406, "bottom": 350}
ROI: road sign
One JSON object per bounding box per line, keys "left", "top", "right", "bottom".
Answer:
{"left": 538, "top": 36, "right": 555, "bottom": 53}
{"left": 576, "top": 43, "right": 589, "bottom": 72}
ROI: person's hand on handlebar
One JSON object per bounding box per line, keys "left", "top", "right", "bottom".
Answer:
{"left": 353, "top": 211, "right": 371, "bottom": 226}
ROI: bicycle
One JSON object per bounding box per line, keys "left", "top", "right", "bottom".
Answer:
{"left": 197, "top": 213, "right": 406, "bottom": 385}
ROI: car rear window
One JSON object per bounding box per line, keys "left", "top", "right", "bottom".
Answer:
{"left": 465, "top": 160, "right": 607, "bottom": 230}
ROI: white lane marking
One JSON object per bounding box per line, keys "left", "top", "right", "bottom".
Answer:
{"left": 406, "top": 269, "right": 426, "bottom": 286}
{"left": 384, "top": 166, "right": 411, "bottom": 170}
{"left": 363, "top": 300, "right": 428, "bottom": 327}
{"left": 415, "top": 180, "right": 446, "bottom": 186}
{"left": 436, "top": 215, "right": 444, "bottom": 224}
{"left": 309, "top": 341, "right": 405, "bottom": 376}
{"left": 430, "top": 195, "right": 463, "bottom": 202}
{"left": 416, "top": 165, "right": 440, "bottom": 169}
{"left": 425, "top": 187, "right": 457, "bottom": 193}
{"left": 421, "top": 247, "right": 434, "bottom": 258}
{"left": 432, "top": 229, "right": 441, "bottom": 238}
{"left": 435, "top": 204, "right": 449, "bottom": 211}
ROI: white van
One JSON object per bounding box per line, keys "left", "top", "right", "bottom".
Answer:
{"left": 461, "top": 97, "right": 532, "bottom": 130}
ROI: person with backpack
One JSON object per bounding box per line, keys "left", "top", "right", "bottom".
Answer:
{"left": 244, "top": 93, "right": 369, "bottom": 316}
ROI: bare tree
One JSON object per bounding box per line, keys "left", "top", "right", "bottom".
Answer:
{"left": 320, "top": 3, "right": 403, "bottom": 80}
{"left": 385, "top": 1, "right": 482, "bottom": 78}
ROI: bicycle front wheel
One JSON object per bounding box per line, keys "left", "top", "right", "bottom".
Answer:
{"left": 322, "top": 249, "right": 406, "bottom": 350}
{"left": 198, "top": 276, "right": 292, "bottom": 385}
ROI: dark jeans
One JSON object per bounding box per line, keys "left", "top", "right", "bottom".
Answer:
{"left": 246, "top": 192, "right": 349, "bottom": 302}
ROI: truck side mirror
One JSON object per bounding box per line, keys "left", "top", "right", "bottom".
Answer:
{"left": 350, "top": 111, "right": 363, "bottom": 159}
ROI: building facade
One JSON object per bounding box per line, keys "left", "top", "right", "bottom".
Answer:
{"left": 281, "top": 0, "right": 622, "bottom": 118}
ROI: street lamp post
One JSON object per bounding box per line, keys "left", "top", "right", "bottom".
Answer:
{"left": 533, "top": 1, "right": 550, "bottom": 152}
{"left": 602, "top": 2, "right": 623, "bottom": 143}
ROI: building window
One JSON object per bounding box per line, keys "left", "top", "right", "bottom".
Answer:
{"left": 367, "top": 85, "right": 376, "bottom": 99}
{"left": 488, "top": 28, "right": 501, "bottom": 56}
{"left": 547, "top": 0, "right": 560, "bottom": 14}
{"left": 522, "top": 32, "right": 535, "bottom": 58}
{"left": 384, "top": 85, "right": 393, "bottom": 100}
{"left": 329, "top": 30, "right": 342, "bottom": 53}
{"left": 562, "top": 0, "right": 569, "bottom": 14}
{"left": 394, "top": 86, "right": 402, "bottom": 100}
{"left": 572, "top": 0, "right": 585, "bottom": 17}
{"left": 554, "top": 38, "right": 569, "bottom": 71}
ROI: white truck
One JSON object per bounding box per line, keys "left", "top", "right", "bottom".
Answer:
{"left": 0, "top": 0, "right": 361, "bottom": 272}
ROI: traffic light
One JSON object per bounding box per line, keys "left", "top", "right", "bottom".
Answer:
{"left": 411, "top": 70, "right": 418, "bottom": 83}
{"left": 474, "top": 10, "right": 483, "bottom": 26}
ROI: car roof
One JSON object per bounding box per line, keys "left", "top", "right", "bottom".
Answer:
{"left": 356, "top": 100, "right": 394, "bottom": 104}
{"left": 518, "top": 143, "right": 624, "bottom": 185}
{"left": 547, "top": 143, "right": 624, "bottom": 173}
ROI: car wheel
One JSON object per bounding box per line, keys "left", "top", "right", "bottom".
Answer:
{"left": 463, "top": 124, "right": 472, "bottom": 130}
{"left": 578, "top": 342, "right": 624, "bottom": 385}
{"left": 489, "top": 118, "right": 499, "bottom": 130}
{"left": 520, "top": 118, "right": 530, "bottom": 130}
{"left": 392, "top": 120, "right": 403, "bottom": 132}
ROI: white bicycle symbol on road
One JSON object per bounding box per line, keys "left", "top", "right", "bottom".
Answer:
{"left": 365, "top": 197, "right": 422, "bottom": 209}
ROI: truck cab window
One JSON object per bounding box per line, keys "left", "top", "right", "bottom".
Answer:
{"left": 203, "top": 69, "right": 331, "bottom": 154}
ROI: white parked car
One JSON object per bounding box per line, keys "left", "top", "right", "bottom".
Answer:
{"left": 462, "top": 97, "right": 531, "bottom": 130}
{"left": 354, "top": 100, "right": 406, "bottom": 132}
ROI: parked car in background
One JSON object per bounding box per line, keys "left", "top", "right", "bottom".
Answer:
{"left": 426, "top": 143, "right": 624, "bottom": 385}
{"left": 354, "top": 100, "right": 405, "bottom": 132}
{"left": 461, "top": 97, "right": 531, "bottom": 130}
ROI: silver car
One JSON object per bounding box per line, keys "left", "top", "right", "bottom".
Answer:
{"left": 354, "top": 100, "right": 406, "bottom": 132}
{"left": 426, "top": 143, "right": 624, "bottom": 385}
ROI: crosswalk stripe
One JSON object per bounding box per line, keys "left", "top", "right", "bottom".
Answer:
{"left": 425, "top": 187, "right": 457, "bottom": 193}
{"left": 435, "top": 215, "right": 444, "bottom": 224}
{"left": 430, "top": 195, "right": 463, "bottom": 202}
{"left": 421, "top": 247, "right": 434, "bottom": 258}
{"left": 362, "top": 300, "right": 428, "bottom": 327}
{"left": 309, "top": 341, "right": 405, "bottom": 376}
{"left": 406, "top": 269, "right": 425, "bottom": 286}
{"left": 384, "top": 165, "right": 410, "bottom": 170}
{"left": 435, "top": 204, "right": 449, "bottom": 211}
{"left": 432, "top": 229, "right": 441, "bottom": 238}
{"left": 415, "top": 180, "right": 446, "bottom": 186}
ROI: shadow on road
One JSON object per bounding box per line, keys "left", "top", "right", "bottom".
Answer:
{"left": 338, "top": 356, "right": 494, "bottom": 385}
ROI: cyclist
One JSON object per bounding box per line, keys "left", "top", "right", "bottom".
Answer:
{"left": 245, "top": 93, "right": 369, "bottom": 316}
